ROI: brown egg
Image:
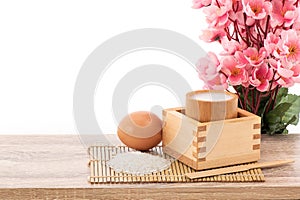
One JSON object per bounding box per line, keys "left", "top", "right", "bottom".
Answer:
{"left": 117, "top": 111, "right": 162, "bottom": 151}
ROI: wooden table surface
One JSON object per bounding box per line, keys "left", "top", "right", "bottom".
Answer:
{"left": 0, "top": 134, "right": 299, "bottom": 199}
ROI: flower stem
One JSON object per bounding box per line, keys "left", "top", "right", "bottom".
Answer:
{"left": 264, "top": 16, "right": 270, "bottom": 39}
{"left": 254, "top": 90, "right": 262, "bottom": 114}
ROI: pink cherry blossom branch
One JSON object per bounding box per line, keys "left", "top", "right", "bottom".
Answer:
{"left": 194, "top": 0, "right": 300, "bottom": 114}
{"left": 243, "top": 13, "right": 251, "bottom": 46}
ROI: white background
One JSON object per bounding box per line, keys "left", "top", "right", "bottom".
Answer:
{"left": 0, "top": 0, "right": 299, "bottom": 134}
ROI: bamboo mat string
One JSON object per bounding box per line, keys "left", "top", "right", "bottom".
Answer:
{"left": 88, "top": 145, "right": 265, "bottom": 183}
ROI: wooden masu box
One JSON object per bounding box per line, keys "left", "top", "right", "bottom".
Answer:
{"left": 162, "top": 107, "right": 261, "bottom": 170}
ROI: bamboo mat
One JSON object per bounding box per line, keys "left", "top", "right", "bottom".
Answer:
{"left": 88, "top": 145, "right": 265, "bottom": 183}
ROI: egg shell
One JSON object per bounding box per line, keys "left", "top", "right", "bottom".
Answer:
{"left": 117, "top": 111, "right": 162, "bottom": 151}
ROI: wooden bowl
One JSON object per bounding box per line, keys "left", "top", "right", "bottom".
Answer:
{"left": 185, "top": 90, "right": 238, "bottom": 122}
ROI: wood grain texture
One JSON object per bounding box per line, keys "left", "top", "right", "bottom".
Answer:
{"left": 185, "top": 160, "right": 293, "bottom": 179}
{"left": 0, "top": 134, "right": 300, "bottom": 199}
{"left": 162, "top": 107, "right": 261, "bottom": 170}
{"left": 185, "top": 90, "right": 238, "bottom": 122}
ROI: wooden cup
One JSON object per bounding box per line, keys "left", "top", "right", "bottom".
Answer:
{"left": 185, "top": 90, "right": 238, "bottom": 122}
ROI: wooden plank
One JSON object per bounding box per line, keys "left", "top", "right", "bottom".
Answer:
{"left": 1, "top": 187, "right": 300, "bottom": 200}
{"left": 197, "top": 153, "right": 259, "bottom": 170}
{"left": 0, "top": 134, "right": 299, "bottom": 199}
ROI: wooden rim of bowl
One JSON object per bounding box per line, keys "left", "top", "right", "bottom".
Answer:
{"left": 186, "top": 90, "right": 238, "bottom": 103}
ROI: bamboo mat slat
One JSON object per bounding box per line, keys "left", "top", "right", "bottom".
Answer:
{"left": 88, "top": 146, "right": 265, "bottom": 184}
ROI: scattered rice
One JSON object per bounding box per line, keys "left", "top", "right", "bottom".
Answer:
{"left": 107, "top": 151, "right": 171, "bottom": 175}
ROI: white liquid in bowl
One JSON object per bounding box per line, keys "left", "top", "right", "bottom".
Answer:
{"left": 191, "top": 92, "right": 233, "bottom": 102}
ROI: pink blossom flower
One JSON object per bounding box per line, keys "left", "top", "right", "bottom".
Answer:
{"left": 270, "top": 57, "right": 299, "bottom": 88}
{"left": 280, "top": 30, "right": 300, "bottom": 62}
{"left": 294, "top": 7, "right": 300, "bottom": 29}
{"left": 267, "top": 58, "right": 299, "bottom": 88}
{"left": 193, "top": 0, "right": 300, "bottom": 92}
{"left": 293, "top": 76, "right": 300, "bottom": 83}
{"left": 220, "top": 56, "right": 247, "bottom": 85}
{"left": 236, "top": 11, "right": 256, "bottom": 26}
{"left": 264, "top": 33, "right": 281, "bottom": 57}
{"left": 276, "top": 74, "right": 295, "bottom": 87}
{"left": 267, "top": 58, "right": 279, "bottom": 70}
{"left": 200, "top": 29, "right": 226, "bottom": 42}
{"left": 277, "top": 66, "right": 294, "bottom": 78}
{"left": 221, "top": 38, "right": 247, "bottom": 55}
{"left": 243, "top": 47, "right": 267, "bottom": 67}
{"left": 213, "top": 0, "right": 232, "bottom": 7}
{"left": 203, "top": 5, "right": 230, "bottom": 28}
{"left": 234, "top": 50, "right": 249, "bottom": 65}
{"left": 277, "top": 58, "right": 300, "bottom": 78}
{"left": 291, "top": 63, "right": 300, "bottom": 77}
{"left": 205, "top": 73, "right": 229, "bottom": 90}
{"left": 196, "top": 52, "right": 220, "bottom": 82}
{"left": 270, "top": 0, "right": 298, "bottom": 28}
{"left": 196, "top": 52, "right": 229, "bottom": 89}
{"left": 249, "top": 64, "right": 273, "bottom": 92}
{"left": 242, "top": 0, "right": 272, "bottom": 20}
{"left": 294, "top": 20, "right": 300, "bottom": 31}
{"left": 192, "top": 0, "right": 212, "bottom": 9}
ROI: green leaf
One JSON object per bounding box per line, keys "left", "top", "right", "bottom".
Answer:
{"left": 236, "top": 87, "right": 300, "bottom": 135}
{"left": 264, "top": 92, "right": 300, "bottom": 134}
{"left": 265, "top": 112, "right": 281, "bottom": 124}
{"left": 276, "top": 94, "right": 300, "bottom": 125}
{"left": 275, "top": 88, "right": 288, "bottom": 106}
